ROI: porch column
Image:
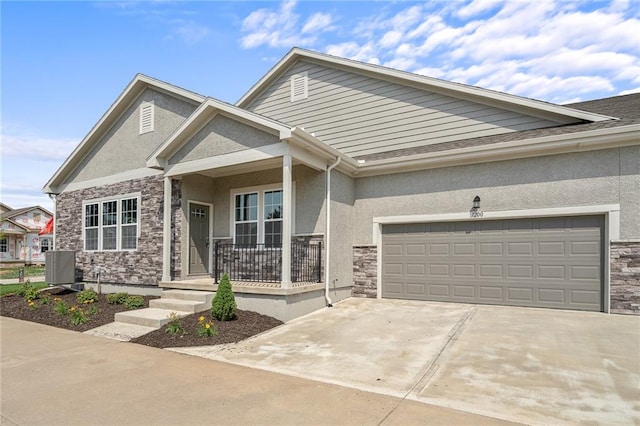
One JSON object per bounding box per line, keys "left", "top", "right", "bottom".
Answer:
{"left": 281, "top": 153, "right": 292, "bottom": 288}
{"left": 162, "top": 176, "right": 172, "bottom": 283}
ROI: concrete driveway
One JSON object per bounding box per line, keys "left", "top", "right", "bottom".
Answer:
{"left": 174, "top": 298, "right": 640, "bottom": 425}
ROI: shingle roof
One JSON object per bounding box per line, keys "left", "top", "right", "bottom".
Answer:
{"left": 356, "top": 93, "right": 640, "bottom": 161}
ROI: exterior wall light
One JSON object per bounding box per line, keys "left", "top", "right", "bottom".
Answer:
{"left": 470, "top": 195, "right": 483, "bottom": 218}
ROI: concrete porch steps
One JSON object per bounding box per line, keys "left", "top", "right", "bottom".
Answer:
{"left": 114, "top": 289, "right": 215, "bottom": 329}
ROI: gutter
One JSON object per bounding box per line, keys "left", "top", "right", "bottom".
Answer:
{"left": 324, "top": 155, "right": 341, "bottom": 307}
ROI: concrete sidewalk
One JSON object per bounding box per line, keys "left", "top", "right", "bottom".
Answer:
{"left": 0, "top": 317, "right": 514, "bottom": 426}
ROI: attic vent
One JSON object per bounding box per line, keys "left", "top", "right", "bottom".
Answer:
{"left": 139, "top": 101, "right": 154, "bottom": 134}
{"left": 290, "top": 72, "right": 308, "bottom": 102}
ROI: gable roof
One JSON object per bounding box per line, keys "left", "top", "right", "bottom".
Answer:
{"left": 237, "top": 47, "right": 614, "bottom": 125}
{"left": 0, "top": 205, "right": 53, "bottom": 221}
{"left": 43, "top": 74, "right": 206, "bottom": 194}
{"left": 357, "top": 93, "right": 640, "bottom": 162}
{"left": 147, "top": 97, "right": 293, "bottom": 169}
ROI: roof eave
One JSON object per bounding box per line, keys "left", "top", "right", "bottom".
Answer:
{"left": 44, "top": 74, "right": 206, "bottom": 193}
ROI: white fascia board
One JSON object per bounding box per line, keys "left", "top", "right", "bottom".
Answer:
{"left": 147, "top": 98, "right": 292, "bottom": 168}
{"left": 164, "top": 143, "right": 289, "bottom": 177}
{"left": 50, "top": 168, "right": 163, "bottom": 194}
{"left": 288, "top": 127, "right": 359, "bottom": 174}
{"left": 356, "top": 124, "right": 640, "bottom": 177}
{"left": 237, "top": 48, "right": 614, "bottom": 123}
{"left": 44, "top": 74, "right": 205, "bottom": 194}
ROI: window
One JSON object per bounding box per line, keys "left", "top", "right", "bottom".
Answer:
{"left": 290, "top": 72, "right": 308, "bottom": 102}
{"left": 139, "top": 101, "right": 154, "bottom": 134}
{"left": 83, "top": 195, "right": 139, "bottom": 251}
{"left": 233, "top": 187, "right": 284, "bottom": 247}
{"left": 0, "top": 238, "right": 7, "bottom": 253}
{"left": 40, "top": 238, "right": 50, "bottom": 253}
{"left": 264, "top": 190, "right": 283, "bottom": 247}
{"left": 234, "top": 193, "right": 258, "bottom": 245}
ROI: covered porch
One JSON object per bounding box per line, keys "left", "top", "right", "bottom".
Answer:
{"left": 148, "top": 98, "right": 353, "bottom": 299}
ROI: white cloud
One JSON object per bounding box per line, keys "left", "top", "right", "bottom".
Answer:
{"left": 302, "top": 12, "right": 333, "bottom": 33}
{"left": 618, "top": 87, "right": 640, "bottom": 95}
{"left": 237, "top": 0, "right": 640, "bottom": 102}
{"left": 240, "top": 0, "right": 319, "bottom": 48}
{"left": 0, "top": 132, "right": 78, "bottom": 162}
{"left": 168, "top": 20, "right": 210, "bottom": 44}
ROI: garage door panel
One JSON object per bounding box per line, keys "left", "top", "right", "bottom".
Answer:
{"left": 479, "top": 286, "right": 503, "bottom": 300}
{"left": 453, "top": 285, "right": 475, "bottom": 298}
{"left": 479, "top": 264, "right": 503, "bottom": 277}
{"left": 538, "top": 241, "right": 565, "bottom": 255}
{"left": 537, "top": 288, "right": 565, "bottom": 303}
{"left": 479, "top": 242, "right": 503, "bottom": 255}
{"left": 453, "top": 264, "right": 475, "bottom": 277}
{"left": 429, "top": 264, "right": 449, "bottom": 276}
{"left": 382, "top": 215, "right": 603, "bottom": 312}
{"left": 453, "top": 243, "right": 474, "bottom": 255}
{"left": 429, "top": 243, "right": 449, "bottom": 255}
{"left": 539, "top": 265, "right": 566, "bottom": 279}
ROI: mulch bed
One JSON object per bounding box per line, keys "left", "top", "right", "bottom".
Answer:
{"left": 0, "top": 287, "right": 283, "bottom": 348}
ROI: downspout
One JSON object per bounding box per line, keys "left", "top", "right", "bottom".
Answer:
{"left": 47, "top": 193, "right": 57, "bottom": 250}
{"left": 325, "top": 156, "right": 341, "bottom": 307}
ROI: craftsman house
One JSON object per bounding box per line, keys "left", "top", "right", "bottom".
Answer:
{"left": 43, "top": 48, "right": 639, "bottom": 320}
{"left": 0, "top": 204, "right": 53, "bottom": 266}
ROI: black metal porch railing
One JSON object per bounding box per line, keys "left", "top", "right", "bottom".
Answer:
{"left": 213, "top": 242, "right": 322, "bottom": 284}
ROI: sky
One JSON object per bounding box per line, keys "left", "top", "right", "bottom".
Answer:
{"left": 1, "top": 0, "right": 639, "bottom": 213}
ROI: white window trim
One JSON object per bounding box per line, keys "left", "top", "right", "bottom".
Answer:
{"left": 82, "top": 193, "right": 141, "bottom": 252}
{"left": 230, "top": 182, "right": 295, "bottom": 245}
{"left": 139, "top": 101, "right": 155, "bottom": 134}
{"left": 290, "top": 72, "right": 308, "bottom": 102}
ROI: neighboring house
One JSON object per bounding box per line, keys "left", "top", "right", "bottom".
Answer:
{"left": 0, "top": 205, "right": 53, "bottom": 266}
{"left": 43, "top": 48, "right": 639, "bottom": 320}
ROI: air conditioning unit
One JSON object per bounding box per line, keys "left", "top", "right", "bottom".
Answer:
{"left": 45, "top": 251, "right": 76, "bottom": 285}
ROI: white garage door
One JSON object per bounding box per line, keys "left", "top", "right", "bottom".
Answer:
{"left": 382, "top": 216, "right": 603, "bottom": 311}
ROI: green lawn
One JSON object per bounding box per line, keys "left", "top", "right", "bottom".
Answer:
{"left": 0, "top": 265, "right": 46, "bottom": 279}
{"left": 0, "top": 282, "right": 48, "bottom": 296}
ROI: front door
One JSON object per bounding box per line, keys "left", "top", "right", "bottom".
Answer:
{"left": 189, "top": 203, "right": 210, "bottom": 275}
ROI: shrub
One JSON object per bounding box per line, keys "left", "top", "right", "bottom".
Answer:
{"left": 212, "top": 273, "right": 236, "bottom": 321}
{"left": 165, "top": 312, "right": 184, "bottom": 334}
{"left": 124, "top": 295, "right": 144, "bottom": 310}
{"left": 77, "top": 289, "right": 99, "bottom": 304}
{"left": 16, "top": 281, "right": 31, "bottom": 297}
{"left": 107, "top": 292, "right": 129, "bottom": 305}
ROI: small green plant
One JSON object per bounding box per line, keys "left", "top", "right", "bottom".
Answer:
{"left": 40, "top": 294, "right": 51, "bottom": 305}
{"left": 197, "top": 315, "right": 218, "bottom": 337}
{"left": 77, "top": 289, "right": 99, "bottom": 304}
{"left": 53, "top": 298, "right": 70, "bottom": 316}
{"left": 69, "top": 305, "right": 89, "bottom": 325}
{"left": 165, "top": 312, "right": 184, "bottom": 335}
{"left": 212, "top": 273, "right": 237, "bottom": 321}
{"left": 19, "top": 281, "right": 40, "bottom": 302}
{"left": 107, "top": 292, "right": 129, "bottom": 305}
{"left": 124, "top": 295, "right": 144, "bottom": 310}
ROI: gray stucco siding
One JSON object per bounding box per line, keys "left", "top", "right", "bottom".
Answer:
{"left": 353, "top": 147, "right": 639, "bottom": 244}
{"left": 247, "top": 60, "right": 560, "bottom": 157}
{"left": 168, "top": 115, "right": 280, "bottom": 165}
{"left": 66, "top": 89, "right": 198, "bottom": 184}
{"left": 327, "top": 171, "right": 356, "bottom": 291}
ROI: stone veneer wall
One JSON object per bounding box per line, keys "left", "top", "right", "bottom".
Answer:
{"left": 610, "top": 241, "right": 640, "bottom": 315}
{"left": 170, "top": 179, "right": 182, "bottom": 279}
{"left": 352, "top": 245, "right": 377, "bottom": 298}
{"left": 56, "top": 175, "right": 165, "bottom": 287}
